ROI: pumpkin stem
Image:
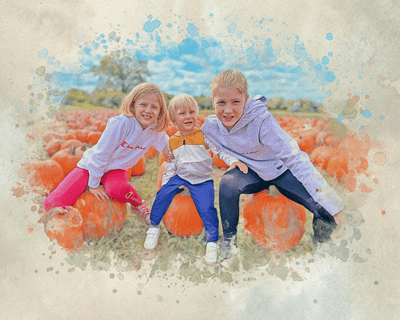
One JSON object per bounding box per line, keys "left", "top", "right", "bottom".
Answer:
{"left": 268, "top": 185, "right": 280, "bottom": 198}
{"left": 70, "top": 144, "right": 76, "bottom": 155}
{"left": 38, "top": 207, "right": 67, "bottom": 231}
{"left": 179, "top": 185, "right": 191, "bottom": 196}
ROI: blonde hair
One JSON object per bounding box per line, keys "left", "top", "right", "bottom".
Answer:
{"left": 209, "top": 69, "right": 248, "bottom": 97}
{"left": 168, "top": 93, "right": 198, "bottom": 119}
{"left": 120, "top": 82, "right": 169, "bottom": 132}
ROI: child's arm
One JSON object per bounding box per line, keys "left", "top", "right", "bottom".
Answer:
{"left": 83, "top": 117, "right": 129, "bottom": 188}
{"left": 204, "top": 136, "right": 248, "bottom": 173}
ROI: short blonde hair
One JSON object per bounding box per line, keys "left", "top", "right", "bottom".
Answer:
{"left": 209, "top": 69, "right": 248, "bottom": 97}
{"left": 120, "top": 82, "right": 169, "bottom": 132}
{"left": 168, "top": 93, "right": 198, "bottom": 119}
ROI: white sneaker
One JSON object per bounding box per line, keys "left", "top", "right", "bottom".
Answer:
{"left": 204, "top": 242, "right": 218, "bottom": 265}
{"left": 144, "top": 226, "right": 160, "bottom": 249}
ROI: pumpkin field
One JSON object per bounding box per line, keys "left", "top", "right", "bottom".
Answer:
{"left": 16, "top": 107, "right": 372, "bottom": 282}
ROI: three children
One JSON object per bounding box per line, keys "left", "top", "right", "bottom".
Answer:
{"left": 43, "top": 71, "right": 345, "bottom": 266}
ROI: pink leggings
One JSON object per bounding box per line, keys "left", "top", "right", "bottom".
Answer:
{"left": 43, "top": 167, "right": 142, "bottom": 211}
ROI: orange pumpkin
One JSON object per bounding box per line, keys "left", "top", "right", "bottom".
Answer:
{"left": 145, "top": 146, "right": 158, "bottom": 159}
{"left": 60, "top": 139, "right": 83, "bottom": 150}
{"left": 51, "top": 145, "right": 83, "bottom": 177}
{"left": 213, "top": 154, "right": 229, "bottom": 168}
{"left": 295, "top": 129, "right": 317, "bottom": 154}
{"left": 243, "top": 186, "right": 306, "bottom": 252}
{"left": 131, "top": 156, "right": 146, "bottom": 176}
{"left": 46, "top": 138, "right": 62, "bottom": 157}
{"left": 162, "top": 186, "right": 204, "bottom": 237}
{"left": 20, "top": 160, "right": 64, "bottom": 193}
{"left": 158, "top": 152, "right": 165, "bottom": 165}
{"left": 41, "top": 207, "right": 84, "bottom": 252}
{"left": 310, "top": 146, "right": 335, "bottom": 170}
{"left": 86, "top": 131, "right": 102, "bottom": 145}
{"left": 73, "top": 192, "right": 127, "bottom": 241}
{"left": 126, "top": 167, "right": 132, "bottom": 180}
{"left": 327, "top": 152, "right": 349, "bottom": 180}
{"left": 156, "top": 161, "right": 167, "bottom": 190}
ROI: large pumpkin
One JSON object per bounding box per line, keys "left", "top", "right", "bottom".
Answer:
{"left": 51, "top": 145, "right": 83, "bottom": 177}
{"left": 73, "top": 192, "right": 127, "bottom": 241}
{"left": 242, "top": 186, "right": 306, "bottom": 252}
{"left": 20, "top": 159, "right": 64, "bottom": 193}
{"left": 156, "top": 164, "right": 203, "bottom": 237}
{"left": 162, "top": 186, "right": 204, "bottom": 237}
{"left": 40, "top": 207, "right": 84, "bottom": 252}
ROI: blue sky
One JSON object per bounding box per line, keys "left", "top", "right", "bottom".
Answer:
{"left": 48, "top": 26, "right": 333, "bottom": 104}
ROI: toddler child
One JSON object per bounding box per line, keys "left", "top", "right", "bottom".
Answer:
{"left": 143, "top": 93, "right": 247, "bottom": 265}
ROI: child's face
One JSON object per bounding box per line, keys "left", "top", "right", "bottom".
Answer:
{"left": 171, "top": 106, "right": 197, "bottom": 136}
{"left": 212, "top": 86, "right": 248, "bottom": 131}
{"left": 133, "top": 93, "right": 161, "bottom": 130}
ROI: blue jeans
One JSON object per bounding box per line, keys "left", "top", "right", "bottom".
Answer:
{"left": 219, "top": 168, "right": 337, "bottom": 243}
{"left": 150, "top": 175, "right": 219, "bottom": 242}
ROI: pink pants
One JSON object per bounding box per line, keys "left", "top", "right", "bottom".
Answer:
{"left": 43, "top": 167, "right": 142, "bottom": 211}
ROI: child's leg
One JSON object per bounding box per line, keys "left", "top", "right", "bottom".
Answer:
{"left": 43, "top": 167, "right": 89, "bottom": 211}
{"left": 270, "top": 170, "right": 337, "bottom": 243}
{"left": 186, "top": 180, "right": 219, "bottom": 243}
{"left": 149, "top": 175, "right": 187, "bottom": 226}
{"left": 219, "top": 167, "right": 267, "bottom": 240}
{"left": 101, "top": 170, "right": 141, "bottom": 207}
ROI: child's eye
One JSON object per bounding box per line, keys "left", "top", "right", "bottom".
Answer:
{"left": 218, "top": 101, "right": 225, "bottom": 105}
{"left": 152, "top": 105, "right": 159, "bottom": 109}
{"left": 189, "top": 110, "right": 195, "bottom": 114}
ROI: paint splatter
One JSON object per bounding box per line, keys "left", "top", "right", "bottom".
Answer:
{"left": 373, "top": 152, "right": 387, "bottom": 166}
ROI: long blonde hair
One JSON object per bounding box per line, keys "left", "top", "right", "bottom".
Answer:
{"left": 120, "top": 82, "right": 169, "bottom": 132}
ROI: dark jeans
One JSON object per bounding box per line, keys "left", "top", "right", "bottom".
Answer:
{"left": 219, "top": 168, "right": 337, "bottom": 243}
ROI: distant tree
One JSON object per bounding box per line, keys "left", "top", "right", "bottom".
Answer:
{"left": 90, "top": 51, "right": 150, "bottom": 93}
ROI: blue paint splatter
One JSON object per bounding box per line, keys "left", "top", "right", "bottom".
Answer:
{"left": 29, "top": 68, "right": 34, "bottom": 74}
{"left": 380, "top": 115, "right": 385, "bottom": 120}
{"left": 227, "top": 23, "right": 237, "bottom": 34}
{"left": 361, "top": 125, "right": 365, "bottom": 129}
{"left": 326, "top": 33, "right": 333, "bottom": 41}
{"left": 144, "top": 19, "right": 161, "bottom": 33}
{"left": 209, "top": 13, "right": 214, "bottom": 17}
{"left": 38, "top": 49, "right": 48, "bottom": 59}
{"left": 362, "top": 110, "right": 372, "bottom": 118}
{"left": 322, "top": 56, "right": 329, "bottom": 65}
{"left": 167, "top": 23, "right": 172, "bottom": 28}
{"left": 328, "top": 52, "right": 333, "bottom": 57}
{"left": 325, "top": 71, "right": 335, "bottom": 82}
{"left": 338, "top": 115, "right": 344, "bottom": 122}
{"left": 187, "top": 23, "right": 199, "bottom": 37}
{"left": 315, "top": 64, "right": 322, "bottom": 71}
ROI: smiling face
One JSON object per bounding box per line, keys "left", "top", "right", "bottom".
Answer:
{"left": 171, "top": 105, "right": 197, "bottom": 136}
{"left": 212, "top": 86, "right": 249, "bottom": 131}
{"left": 132, "top": 93, "right": 161, "bottom": 130}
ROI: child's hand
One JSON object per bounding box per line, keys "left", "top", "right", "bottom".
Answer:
{"left": 227, "top": 161, "right": 248, "bottom": 174}
{"left": 89, "top": 185, "right": 110, "bottom": 202}
{"left": 163, "top": 146, "right": 175, "bottom": 163}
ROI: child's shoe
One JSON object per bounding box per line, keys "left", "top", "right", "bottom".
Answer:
{"left": 204, "top": 242, "right": 218, "bottom": 265}
{"left": 144, "top": 226, "right": 160, "bottom": 250}
{"left": 129, "top": 200, "right": 150, "bottom": 220}
{"left": 219, "top": 236, "right": 241, "bottom": 270}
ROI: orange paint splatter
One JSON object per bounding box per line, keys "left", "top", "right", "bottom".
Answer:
{"left": 31, "top": 206, "right": 37, "bottom": 212}
{"left": 381, "top": 210, "right": 386, "bottom": 215}
{"left": 359, "top": 183, "right": 373, "bottom": 193}
{"left": 373, "top": 178, "right": 379, "bottom": 184}
{"left": 373, "top": 152, "right": 387, "bottom": 166}
{"left": 27, "top": 227, "right": 34, "bottom": 233}
{"left": 11, "top": 186, "right": 27, "bottom": 198}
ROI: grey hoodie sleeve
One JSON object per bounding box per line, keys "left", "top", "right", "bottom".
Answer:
{"left": 85, "top": 117, "right": 128, "bottom": 188}
{"left": 204, "top": 136, "right": 239, "bottom": 166}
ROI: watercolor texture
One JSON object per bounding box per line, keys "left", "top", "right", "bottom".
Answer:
{"left": 1, "top": 0, "right": 399, "bottom": 319}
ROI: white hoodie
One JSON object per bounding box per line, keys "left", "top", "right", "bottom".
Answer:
{"left": 201, "top": 95, "right": 344, "bottom": 215}
{"left": 78, "top": 114, "right": 168, "bottom": 188}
